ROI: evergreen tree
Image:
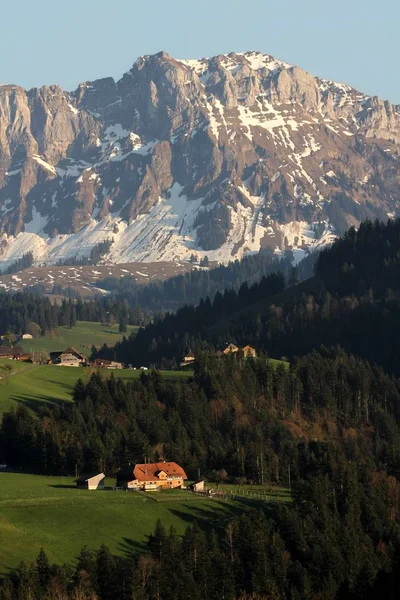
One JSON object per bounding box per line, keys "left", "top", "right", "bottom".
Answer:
{"left": 118, "top": 313, "right": 127, "bottom": 333}
{"left": 36, "top": 548, "right": 51, "bottom": 590}
{"left": 96, "top": 544, "right": 115, "bottom": 600}
{"left": 69, "top": 304, "right": 77, "bottom": 328}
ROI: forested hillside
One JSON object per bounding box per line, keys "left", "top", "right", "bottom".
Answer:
{"left": 103, "top": 219, "right": 400, "bottom": 375}
{"left": 1, "top": 349, "right": 400, "bottom": 598}
{"left": 2, "top": 348, "right": 400, "bottom": 481}
{"left": 99, "top": 272, "right": 286, "bottom": 368}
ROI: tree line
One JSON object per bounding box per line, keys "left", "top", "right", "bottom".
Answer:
{"left": 0, "top": 252, "right": 34, "bottom": 275}
{"left": 0, "top": 292, "right": 152, "bottom": 339}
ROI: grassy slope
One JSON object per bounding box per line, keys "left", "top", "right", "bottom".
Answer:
{"left": 0, "top": 320, "right": 191, "bottom": 413}
{"left": 23, "top": 321, "right": 138, "bottom": 359}
{"left": 0, "top": 361, "right": 192, "bottom": 414}
{"left": 0, "top": 473, "right": 287, "bottom": 572}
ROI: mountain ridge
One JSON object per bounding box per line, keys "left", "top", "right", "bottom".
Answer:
{"left": 0, "top": 49, "right": 399, "bottom": 269}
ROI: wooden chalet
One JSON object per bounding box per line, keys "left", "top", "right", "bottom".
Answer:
{"left": 243, "top": 344, "right": 257, "bottom": 358}
{"left": 180, "top": 351, "right": 195, "bottom": 367}
{"left": 50, "top": 347, "right": 87, "bottom": 367}
{"left": 223, "top": 343, "right": 239, "bottom": 354}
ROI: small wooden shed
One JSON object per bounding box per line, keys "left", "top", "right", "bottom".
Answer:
{"left": 188, "top": 479, "right": 205, "bottom": 493}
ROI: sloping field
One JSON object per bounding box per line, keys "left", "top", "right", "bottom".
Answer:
{"left": 21, "top": 320, "right": 138, "bottom": 359}
{"left": 0, "top": 473, "right": 271, "bottom": 572}
{"left": 0, "top": 359, "right": 192, "bottom": 414}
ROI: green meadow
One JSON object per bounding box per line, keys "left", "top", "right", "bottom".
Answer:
{"left": 20, "top": 320, "right": 138, "bottom": 359}
{"left": 0, "top": 360, "right": 192, "bottom": 414}
{"left": 0, "top": 472, "right": 285, "bottom": 572}
{"left": 0, "top": 319, "right": 193, "bottom": 413}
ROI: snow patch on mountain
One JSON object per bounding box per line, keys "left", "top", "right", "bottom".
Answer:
{"left": 24, "top": 208, "right": 49, "bottom": 235}
{"left": 32, "top": 155, "right": 56, "bottom": 175}
{"left": 0, "top": 182, "right": 334, "bottom": 270}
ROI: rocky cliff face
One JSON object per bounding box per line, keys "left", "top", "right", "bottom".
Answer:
{"left": 0, "top": 50, "right": 400, "bottom": 269}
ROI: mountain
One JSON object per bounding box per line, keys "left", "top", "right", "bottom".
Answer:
{"left": 0, "top": 50, "right": 399, "bottom": 270}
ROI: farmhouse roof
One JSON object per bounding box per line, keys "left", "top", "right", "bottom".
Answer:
{"left": 243, "top": 344, "right": 257, "bottom": 354}
{"left": 92, "top": 358, "right": 112, "bottom": 367}
{"left": 134, "top": 462, "right": 188, "bottom": 482}
{"left": 65, "top": 346, "right": 86, "bottom": 359}
{"left": 0, "top": 345, "right": 24, "bottom": 356}
{"left": 223, "top": 343, "right": 239, "bottom": 354}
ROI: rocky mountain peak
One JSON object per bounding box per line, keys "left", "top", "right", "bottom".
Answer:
{"left": 0, "top": 50, "right": 399, "bottom": 271}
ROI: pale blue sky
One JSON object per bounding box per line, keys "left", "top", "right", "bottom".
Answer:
{"left": 1, "top": 0, "right": 399, "bottom": 102}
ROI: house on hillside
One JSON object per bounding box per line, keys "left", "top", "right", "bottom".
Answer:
{"left": 76, "top": 473, "right": 105, "bottom": 490}
{"left": 0, "top": 345, "right": 27, "bottom": 360}
{"left": 91, "top": 358, "right": 123, "bottom": 369}
{"left": 21, "top": 333, "right": 33, "bottom": 340}
{"left": 180, "top": 351, "right": 195, "bottom": 367}
{"left": 60, "top": 353, "right": 81, "bottom": 367}
{"left": 116, "top": 461, "right": 188, "bottom": 491}
{"left": 64, "top": 347, "right": 87, "bottom": 364}
{"left": 182, "top": 351, "right": 195, "bottom": 363}
{"left": 50, "top": 347, "right": 87, "bottom": 367}
{"left": 243, "top": 345, "right": 257, "bottom": 358}
{"left": 223, "top": 343, "right": 239, "bottom": 354}
{"left": 0, "top": 347, "right": 15, "bottom": 359}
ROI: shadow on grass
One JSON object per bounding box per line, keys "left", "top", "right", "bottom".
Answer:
{"left": 99, "top": 328, "right": 128, "bottom": 336}
{"left": 172, "top": 500, "right": 255, "bottom": 530}
{"left": 118, "top": 497, "right": 277, "bottom": 558}
{"left": 28, "top": 379, "right": 77, "bottom": 391}
{"left": 10, "top": 395, "right": 71, "bottom": 413}
{"left": 47, "top": 484, "right": 76, "bottom": 489}
{"left": 119, "top": 536, "right": 146, "bottom": 556}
